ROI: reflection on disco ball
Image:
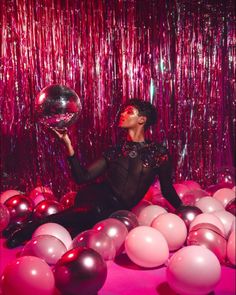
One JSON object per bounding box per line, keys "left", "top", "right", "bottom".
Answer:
{"left": 35, "top": 84, "right": 81, "bottom": 128}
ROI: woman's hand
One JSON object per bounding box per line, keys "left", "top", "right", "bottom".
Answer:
{"left": 50, "top": 127, "right": 75, "bottom": 156}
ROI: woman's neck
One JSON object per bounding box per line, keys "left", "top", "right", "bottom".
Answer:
{"left": 126, "top": 129, "right": 145, "bottom": 142}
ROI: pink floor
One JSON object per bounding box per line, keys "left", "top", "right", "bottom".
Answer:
{"left": 0, "top": 237, "right": 235, "bottom": 295}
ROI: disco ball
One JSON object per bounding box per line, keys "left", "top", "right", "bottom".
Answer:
{"left": 35, "top": 84, "right": 81, "bottom": 128}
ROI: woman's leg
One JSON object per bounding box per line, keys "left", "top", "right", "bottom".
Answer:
{"left": 6, "top": 183, "right": 116, "bottom": 248}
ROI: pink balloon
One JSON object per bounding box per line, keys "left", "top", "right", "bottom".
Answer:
{"left": 173, "top": 183, "right": 190, "bottom": 198}
{"left": 93, "top": 218, "right": 128, "bottom": 256}
{"left": 182, "top": 189, "right": 209, "bottom": 206}
{"left": 189, "top": 213, "right": 225, "bottom": 237}
{"left": 195, "top": 197, "right": 224, "bottom": 213}
{"left": 125, "top": 226, "right": 169, "bottom": 268}
{"left": 0, "top": 203, "right": 10, "bottom": 231}
{"left": 181, "top": 180, "right": 201, "bottom": 191}
{"left": 213, "top": 188, "right": 235, "bottom": 207}
{"left": 0, "top": 189, "right": 22, "bottom": 204}
{"left": 137, "top": 205, "right": 167, "bottom": 226}
{"left": 151, "top": 213, "right": 187, "bottom": 251}
{"left": 32, "top": 222, "right": 72, "bottom": 250}
{"left": 1, "top": 256, "right": 55, "bottom": 295}
{"left": 213, "top": 210, "right": 235, "bottom": 238}
{"left": 29, "top": 186, "right": 55, "bottom": 206}
{"left": 21, "top": 235, "right": 67, "bottom": 265}
{"left": 227, "top": 231, "right": 236, "bottom": 266}
{"left": 71, "top": 229, "right": 116, "bottom": 261}
{"left": 167, "top": 245, "right": 221, "bottom": 295}
{"left": 131, "top": 199, "right": 152, "bottom": 217}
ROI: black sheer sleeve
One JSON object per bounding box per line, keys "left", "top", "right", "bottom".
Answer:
{"left": 158, "top": 157, "right": 182, "bottom": 209}
{"left": 67, "top": 155, "right": 107, "bottom": 184}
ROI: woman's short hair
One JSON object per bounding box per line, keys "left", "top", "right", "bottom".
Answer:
{"left": 124, "top": 98, "right": 157, "bottom": 129}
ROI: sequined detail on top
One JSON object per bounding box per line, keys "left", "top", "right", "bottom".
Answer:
{"left": 103, "top": 141, "right": 169, "bottom": 168}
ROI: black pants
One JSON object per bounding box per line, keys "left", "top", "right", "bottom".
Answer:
{"left": 6, "top": 182, "right": 125, "bottom": 247}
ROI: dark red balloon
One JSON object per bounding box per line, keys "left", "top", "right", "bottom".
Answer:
{"left": 54, "top": 247, "right": 107, "bottom": 295}
{"left": 225, "top": 198, "right": 236, "bottom": 216}
{"left": 4, "top": 195, "right": 34, "bottom": 225}
{"left": 175, "top": 205, "right": 202, "bottom": 228}
{"left": 33, "top": 200, "right": 64, "bottom": 219}
{"left": 110, "top": 210, "right": 139, "bottom": 232}
{"left": 187, "top": 222, "right": 227, "bottom": 263}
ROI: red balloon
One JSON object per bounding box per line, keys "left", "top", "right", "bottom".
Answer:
{"left": 60, "top": 191, "right": 77, "bottom": 209}
{"left": 175, "top": 205, "right": 202, "bottom": 228}
{"left": 225, "top": 198, "right": 236, "bottom": 216}
{"left": 33, "top": 200, "right": 64, "bottom": 219}
{"left": 54, "top": 247, "right": 107, "bottom": 295}
{"left": 29, "top": 186, "right": 55, "bottom": 206}
{"left": 4, "top": 195, "right": 34, "bottom": 225}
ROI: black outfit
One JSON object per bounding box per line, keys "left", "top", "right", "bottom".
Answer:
{"left": 6, "top": 141, "right": 182, "bottom": 248}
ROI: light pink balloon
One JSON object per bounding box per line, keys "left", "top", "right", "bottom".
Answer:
{"left": 131, "top": 199, "right": 152, "bottom": 217}
{"left": 21, "top": 235, "right": 67, "bottom": 265}
{"left": 151, "top": 213, "right": 187, "bottom": 251}
{"left": 173, "top": 183, "right": 190, "bottom": 198}
{"left": 0, "top": 189, "right": 21, "bottom": 204}
{"left": 189, "top": 213, "right": 225, "bottom": 237}
{"left": 195, "top": 197, "right": 224, "bottom": 213}
{"left": 232, "top": 186, "right": 236, "bottom": 192}
{"left": 213, "top": 188, "right": 235, "bottom": 207}
{"left": 125, "top": 226, "right": 169, "bottom": 268}
{"left": 32, "top": 223, "right": 72, "bottom": 250}
{"left": 71, "top": 229, "right": 116, "bottom": 261}
{"left": 1, "top": 256, "right": 55, "bottom": 295}
{"left": 213, "top": 210, "right": 235, "bottom": 238}
{"left": 167, "top": 245, "right": 221, "bottom": 295}
{"left": 227, "top": 231, "right": 236, "bottom": 266}
{"left": 93, "top": 218, "right": 128, "bottom": 256}
{"left": 181, "top": 180, "right": 201, "bottom": 191}
{"left": 137, "top": 205, "right": 167, "bottom": 226}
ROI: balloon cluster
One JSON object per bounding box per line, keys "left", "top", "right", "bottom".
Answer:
{"left": 0, "top": 181, "right": 235, "bottom": 295}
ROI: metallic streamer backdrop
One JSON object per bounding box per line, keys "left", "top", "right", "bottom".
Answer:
{"left": 0, "top": 0, "right": 235, "bottom": 198}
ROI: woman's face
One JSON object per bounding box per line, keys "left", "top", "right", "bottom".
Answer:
{"left": 118, "top": 105, "right": 142, "bottom": 129}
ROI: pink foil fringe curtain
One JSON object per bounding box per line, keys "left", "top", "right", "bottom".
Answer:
{"left": 0, "top": 0, "right": 235, "bottom": 198}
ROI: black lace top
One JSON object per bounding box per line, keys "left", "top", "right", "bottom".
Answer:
{"left": 68, "top": 141, "right": 182, "bottom": 209}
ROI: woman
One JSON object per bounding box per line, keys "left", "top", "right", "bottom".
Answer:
{"left": 6, "top": 99, "right": 182, "bottom": 248}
